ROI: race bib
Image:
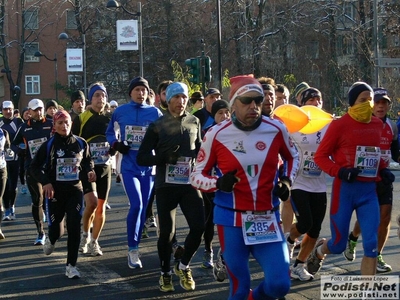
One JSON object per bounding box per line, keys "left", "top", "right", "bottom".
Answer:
{"left": 165, "top": 157, "right": 192, "bottom": 184}
{"left": 380, "top": 149, "right": 391, "bottom": 168}
{"left": 28, "top": 137, "right": 47, "bottom": 158}
{"left": 125, "top": 125, "right": 148, "bottom": 150}
{"left": 56, "top": 158, "right": 80, "bottom": 181}
{"left": 302, "top": 151, "right": 322, "bottom": 177}
{"left": 241, "top": 211, "right": 282, "bottom": 245}
{"left": 354, "top": 146, "right": 380, "bottom": 178}
{"left": 90, "top": 142, "right": 110, "bottom": 165}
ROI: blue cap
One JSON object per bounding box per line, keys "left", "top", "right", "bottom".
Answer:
{"left": 166, "top": 82, "right": 188, "bottom": 103}
{"left": 88, "top": 84, "right": 107, "bottom": 102}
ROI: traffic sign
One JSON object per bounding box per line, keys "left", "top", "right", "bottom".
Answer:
{"left": 379, "top": 57, "right": 400, "bottom": 67}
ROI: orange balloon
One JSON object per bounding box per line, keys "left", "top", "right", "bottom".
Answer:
{"left": 272, "top": 104, "right": 309, "bottom": 133}
{"left": 299, "top": 105, "right": 333, "bottom": 134}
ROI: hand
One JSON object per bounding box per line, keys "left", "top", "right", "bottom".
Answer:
{"left": 273, "top": 176, "right": 291, "bottom": 201}
{"left": 108, "top": 147, "right": 116, "bottom": 157}
{"left": 42, "top": 183, "right": 54, "bottom": 199}
{"left": 87, "top": 170, "right": 97, "bottom": 182}
{"left": 18, "top": 148, "right": 26, "bottom": 158}
{"left": 113, "top": 141, "right": 130, "bottom": 154}
{"left": 165, "top": 150, "right": 180, "bottom": 165}
{"left": 216, "top": 170, "right": 239, "bottom": 192}
{"left": 380, "top": 168, "right": 395, "bottom": 184}
{"left": 338, "top": 167, "right": 361, "bottom": 183}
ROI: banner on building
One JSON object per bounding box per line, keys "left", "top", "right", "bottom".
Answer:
{"left": 66, "top": 49, "right": 83, "bottom": 72}
{"left": 117, "top": 20, "right": 139, "bottom": 51}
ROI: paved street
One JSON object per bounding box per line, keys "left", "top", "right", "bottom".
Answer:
{"left": 0, "top": 172, "right": 399, "bottom": 300}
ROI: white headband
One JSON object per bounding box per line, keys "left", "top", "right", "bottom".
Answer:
{"left": 229, "top": 84, "right": 264, "bottom": 106}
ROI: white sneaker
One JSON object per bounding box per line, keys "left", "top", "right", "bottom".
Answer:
{"left": 285, "top": 232, "right": 295, "bottom": 259}
{"left": 0, "top": 229, "right": 5, "bottom": 239}
{"left": 291, "top": 263, "right": 314, "bottom": 281}
{"left": 145, "top": 216, "right": 157, "bottom": 228}
{"left": 79, "top": 234, "right": 90, "bottom": 253}
{"left": 65, "top": 264, "right": 81, "bottom": 279}
{"left": 43, "top": 237, "right": 55, "bottom": 255}
{"left": 89, "top": 240, "right": 103, "bottom": 256}
{"left": 128, "top": 249, "right": 142, "bottom": 269}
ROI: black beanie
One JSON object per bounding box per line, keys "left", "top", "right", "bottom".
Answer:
{"left": 128, "top": 76, "right": 150, "bottom": 95}
{"left": 348, "top": 82, "right": 373, "bottom": 106}
{"left": 211, "top": 100, "right": 230, "bottom": 119}
{"left": 45, "top": 100, "right": 58, "bottom": 110}
{"left": 300, "top": 87, "right": 322, "bottom": 105}
{"left": 71, "top": 90, "right": 85, "bottom": 106}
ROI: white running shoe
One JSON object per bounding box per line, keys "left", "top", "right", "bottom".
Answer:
{"left": 128, "top": 249, "right": 142, "bottom": 269}
{"left": 0, "top": 229, "right": 5, "bottom": 239}
{"left": 285, "top": 232, "right": 295, "bottom": 259}
{"left": 79, "top": 234, "right": 90, "bottom": 253}
{"left": 291, "top": 263, "right": 314, "bottom": 281}
{"left": 65, "top": 264, "right": 81, "bottom": 279}
{"left": 89, "top": 240, "right": 103, "bottom": 256}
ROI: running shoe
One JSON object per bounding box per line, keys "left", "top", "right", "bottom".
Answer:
{"left": 172, "top": 243, "right": 185, "bottom": 261}
{"left": 343, "top": 239, "right": 357, "bottom": 261}
{"left": 0, "top": 229, "right": 5, "bottom": 239}
{"left": 89, "top": 240, "right": 103, "bottom": 256}
{"left": 376, "top": 254, "right": 392, "bottom": 273}
{"left": 201, "top": 250, "right": 214, "bottom": 269}
{"left": 213, "top": 248, "right": 228, "bottom": 282}
{"left": 106, "top": 203, "right": 111, "bottom": 210}
{"left": 34, "top": 233, "right": 46, "bottom": 245}
{"left": 65, "top": 264, "right": 81, "bottom": 279}
{"left": 43, "top": 237, "right": 55, "bottom": 255}
{"left": 307, "top": 238, "right": 326, "bottom": 275}
{"left": 173, "top": 262, "right": 195, "bottom": 291}
{"left": 21, "top": 185, "right": 27, "bottom": 194}
{"left": 2, "top": 209, "right": 10, "bottom": 221}
{"left": 142, "top": 227, "right": 149, "bottom": 239}
{"left": 128, "top": 249, "right": 142, "bottom": 269}
{"left": 159, "top": 273, "right": 175, "bottom": 292}
{"left": 79, "top": 234, "right": 90, "bottom": 253}
{"left": 285, "top": 232, "right": 295, "bottom": 259}
{"left": 290, "top": 263, "right": 314, "bottom": 281}
{"left": 145, "top": 215, "right": 157, "bottom": 228}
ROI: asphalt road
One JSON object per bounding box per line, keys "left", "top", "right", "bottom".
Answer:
{"left": 0, "top": 172, "right": 399, "bottom": 300}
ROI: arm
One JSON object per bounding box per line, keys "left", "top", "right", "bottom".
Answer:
{"left": 71, "top": 114, "right": 82, "bottom": 136}
{"left": 11, "top": 125, "right": 25, "bottom": 154}
{"left": 3, "top": 129, "right": 10, "bottom": 149}
{"left": 29, "top": 141, "right": 51, "bottom": 186}
{"left": 136, "top": 122, "right": 164, "bottom": 166}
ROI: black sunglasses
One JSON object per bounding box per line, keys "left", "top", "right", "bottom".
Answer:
{"left": 236, "top": 96, "right": 264, "bottom": 105}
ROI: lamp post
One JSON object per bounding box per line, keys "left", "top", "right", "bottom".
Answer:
{"left": 34, "top": 51, "right": 58, "bottom": 101}
{"left": 106, "top": 0, "right": 143, "bottom": 77}
{"left": 58, "top": 32, "right": 87, "bottom": 97}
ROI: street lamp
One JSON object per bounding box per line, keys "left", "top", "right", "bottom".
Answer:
{"left": 106, "top": 0, "right": 143, "bottom": 77}
{"left": 58, "top": 32, "right": 87, "bottom": 97}
{"left": 34, "top": 51, "right": 58, "bottom": 101}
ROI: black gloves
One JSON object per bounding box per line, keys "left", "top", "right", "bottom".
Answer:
{"left": 338, "top": 167, "right": 361, "bottom": 183}
{"left": 273, "top": 176, "right": 291, "bottom": 201}
{"left": 17, "top": 148, "right": 26, "bottom": 158}
{"left": 112, "top": 141, "right": 130, "bottom": 154}
{"left": 216, "top": 170, "right": 239, "bottom": 192}
{"left": 380, "top": 168, "right": 395, "bottom": 184}
{"left": 108, "top": 147, "right": 116, "bottom": 157}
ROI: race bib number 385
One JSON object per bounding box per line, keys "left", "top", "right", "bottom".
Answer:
{"left": 241, "top": 212, "right": 282, "bottom": 245}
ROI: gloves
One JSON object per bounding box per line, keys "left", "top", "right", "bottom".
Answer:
{"left": 108, "top": 147, "right": 116, "bottom": 157}
{"left": 273, "top": 176, "right": 291, "bottom": 201}
{"left": 165, "top": 150, "right": 180, "bottom": 165}
{"left": 112, "top": 141, "right": 130, "bottom": 154}
{"left": 17, "top": 148, "right": 26, "bottom": 158}
{"left": 380, "top": 168, "right": 395, "bottom": 184}
{"left": 338, "top": 167, "right": 361, "bottom": 183}
{"left": 216, "top": 170, "right": 239, "bottom": 192}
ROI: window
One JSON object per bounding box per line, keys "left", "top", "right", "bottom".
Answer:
{"left": 337, "top": 35, "right": 354, "bottom": 56}
{"left": 66, "top": 10, "right": 78, "bottom": 30}
{"left": 68, "top": 75, "right": 83, "bottom": 89}
{"left": 25, "top": 43, "right": 39, "bottom": 62}
{"left": 24, "top": 8, "right": 39, "bottom": 30}
{"left": 26, "top": 75, "right": 40, "bottom": 95}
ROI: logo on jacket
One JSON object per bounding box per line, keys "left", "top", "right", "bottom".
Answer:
{"left": 56, "top": 149, "right": 65, "bottom": 157}
{"left": 233, "top": 141, "right": 246, "bottom": 153}
{"left": 255, "top": 141, "right": 266, "bottom": 151}
{"left": 247, "top": 165, "right": 259, "bottom": 177}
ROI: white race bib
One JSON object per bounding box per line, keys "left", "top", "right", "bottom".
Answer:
{"left": 56, "top": 158, "right": 80, "bottom": 181}
{"left": 165, "top": 157, "right": 192, "bottom": 184}
{"left": 354, "top": 146, "right": 380, "bottom": 178}
{"left": 241, "top": 211, "right": 282, "bottom": 245}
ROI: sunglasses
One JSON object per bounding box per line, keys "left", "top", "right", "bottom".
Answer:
{"left": 236, "top": 96, "right": 264, "bottom": 105}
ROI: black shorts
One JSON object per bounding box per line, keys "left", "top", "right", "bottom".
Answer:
{"left": 377, "top": 181, "right": 393, "bottom": 206}
{"left": 82, "top": 164, "right": 112, "bottom": 200}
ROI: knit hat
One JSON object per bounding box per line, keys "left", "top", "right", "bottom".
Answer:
{"left": 261, "top": 83, "right": 275, "bottom": 92}
{"left": 88, "top": 84, "right": 107, "bottom": 102}
{"left": 294, "top": 82, "right": 310, "bottom": 98}
{"left": 373, "top": 88, "right": 391, "bottom": 103}
{"left": 2, "top": 100, "right": 13, "bottom": 109}
{"left": 348, "top": 82, "right": 373, "bottom": 106}
{"left": 109, "top": 100, "right": 118, "bottom": 107}
{"left": 128, "top": 76, "right": 150, "bottom": 95}
{"left": 165, "top": 82, "right": 188, "bottom": 103}
{"left": 45, "top": 100, "right": 58, "bottom": 111}
{"left": 300, "top": 88, "right": 322, "bottom": 105}
{"left": 211, "top": 100, "right": 230, "bottom": 119}
{"left": 228, "top": 74, "right": 264, "bottom": 106}
{"left": 71, "top": 90, "right": 85, "bottom": 106}
{"left": 53, "top": 109, "right": 71, "bottom": 122}
{"left": 190, "top": 91, "right": 204, "bottom": 105}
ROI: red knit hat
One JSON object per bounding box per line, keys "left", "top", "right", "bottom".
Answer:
{"left": 228, "top": 74, "right": 264, "bottom": 106}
